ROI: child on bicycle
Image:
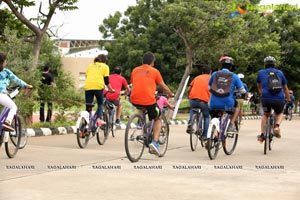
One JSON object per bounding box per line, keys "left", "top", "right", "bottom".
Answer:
{"left": 156, "top": 87, "right": 174, "bottom": 113}
{"left": 0, "top": 52, "right": 33, "bottom": 131}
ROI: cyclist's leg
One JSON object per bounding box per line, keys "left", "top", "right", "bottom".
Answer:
{"left": 273, "top": 100, "right": 285, "bottom": 138}
{"left": 147, "top": 104, "right": 161, "bottom": 156}
{"left": 187, "top": 99, "right": 200, "bottom": 133}
{"left": 114, "top": 99, "right": 122, "bottom": 124}
{"left": 258, "top": 100, "right": 271, "bottom": 142}
{"left": 0, "top": 94, "right": 17, "bottom": 131}
{"left": 199, "top": 101, "right": 210, "bottom": 138}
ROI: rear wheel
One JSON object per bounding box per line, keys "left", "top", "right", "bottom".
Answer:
{"left": 207, "top": 124, "right": 219, "bottom": 160}
{"left": 189, "top": 114, "right": 199, "bottom": 151}
{"left": 76, "top": 117, "right": 90, "bottom": 148}
{"left": 5, "top": 116, "right": 21, "bottom": 158}
{"left": 223, "top": 120, "right": 239, "bottom": 155}
{"left": 124, "top": 114, "right": 145, "bottom": 162}
{"left": 159, "top": 115, "right": 169, "bottom": 157}
{"left": 263, "top": 124, "right": 270, "bottom": 155}
{"left": 97, "top": 112, "right": 109, "bottom": 145}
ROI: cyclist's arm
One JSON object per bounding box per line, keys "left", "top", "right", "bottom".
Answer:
{"left": 283, "top": 85, "right": 291, "bottom": 102}
{"left": 157, "top": 81, "right": 174, "bottom": 98}
{"left": 257, "top": 83, "right": 262, "bottom": 96}
{"left": 104, "top": 76, "right": 114, "bottom": 92}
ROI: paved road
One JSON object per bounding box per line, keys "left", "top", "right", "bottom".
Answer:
{"left": 1, "top": 117, "right": 300, "bottom": 200}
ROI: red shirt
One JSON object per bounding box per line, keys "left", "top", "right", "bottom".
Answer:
{"left": 105, "top": 74, "right": 128, "bottom": 100}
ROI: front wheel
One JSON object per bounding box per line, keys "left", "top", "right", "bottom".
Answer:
{"left": 5, "top": 115, "right": 21, "bottom": 158}
{"left": 76, "top": 117, "right": 90, "bottom": 148}
{"left": 159, "top": 115, "right": 169, "bottom": 157}
{"left": 96, "top": 112, "right": 109, "bottom": 145}
{"left": 124, "top": 114, "right": 145, "bottom": 162}
{"left": 207, "top": 124, "right": 220, "bottom": 160}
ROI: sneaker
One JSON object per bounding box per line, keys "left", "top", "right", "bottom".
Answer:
{"left": 257, "top": 134, "right": 264, "bottom": 143}
{"left": 227, "top": 123, "right": 237, "bottom": 133}
{"left": 2, "top": 122, "right": 14, "bottom": 132}
{"left": 273, "top": 126, "right": 281, "bottom": 138}
{"left": 115, "top": 120, "right": 121, "bottom": 127}
{"left": 186, "top": 125, "right": 193, "bottom": 134}
{"left": 96, "top": 119, "right": 106, "bottom": 127}
{"left": 149, "top": 141, "right": 160, "bottom": 157}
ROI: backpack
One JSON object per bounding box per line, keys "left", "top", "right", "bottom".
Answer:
{"left": 210, "top": 71, "right": 233, "bottom": 97}
{"left": 268, "top": 71, "right": 282, "bottom": 94}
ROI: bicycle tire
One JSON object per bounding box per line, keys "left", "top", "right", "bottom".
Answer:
{"left": 159, "top": 114, "right": 169, "bottom": 157}
{"left": 18, "top": 115, "right": 28, "bottom": 149}
{"left": 289, "top": 108, "right": 292, "bottom": 121}
{"left": 124, "top": 114, "right": 145, "bottom": 162}
{"left": 207, "top": 124, "right": 219, "bottom": 160}
{"left": 189, "top": 114, "right": 199, "bottom": 151}
{"left": 76, "top": 117, "right": 90, "bottom": 148}
{"left": 223, "top": 120, "right": 239, "bottom": 155}
{"left": 264, "top": 121, "right": 270, "bottom": 155}
{"left": 97, "top": 112, "right": 109, "bottom": 145}
{"left": 5, "top": 115, "right": 21, "bottom": 158}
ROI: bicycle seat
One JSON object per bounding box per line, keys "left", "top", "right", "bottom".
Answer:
{"left": 210, "top": 109, "right": 226, "bottom": 117}
{"left": 191, "top": 108, "right": 202, "bottom": 112}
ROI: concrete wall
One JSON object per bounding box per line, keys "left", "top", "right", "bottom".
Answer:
{"left": 61, "top": 57, "right": 93, "bottom": 89}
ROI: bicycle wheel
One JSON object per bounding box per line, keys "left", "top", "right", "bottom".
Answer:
{"left": 189, "top": 114, "right": 199, "bottom": 151}
{"left": 289, "top": 108, "right": 292, "bottom": 121}
{"left": 124, "top": 114, "right": 145, "bottom": 162}
{"left": 5, "top": 116, "right": 21, "bottom": 158}
{"left": 76, "top": 117, "right": 90, "bottom": 148}
{"left": 18, "top": 115, "right": 28, "bottom": 149}
{"left": 207, "top": 124, "right": 220, "bottom": 160}
{"left": 223, "top": 120, "right": 239, "bottom": 155}
{"left": 263, "top": 123, "right": 270, "bottom": 155}
{"left": 159, "top": 115, "right": 169, "bottom": 157}
{"left": 96, "top": 112, "right": 109, "bottom": 145}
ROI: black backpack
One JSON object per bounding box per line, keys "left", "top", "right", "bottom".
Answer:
{"left": 210, "top": 71, "right": 233, "bottom": 97}
{"left": 268, "top": 71, "right": 282, "bottom": 94}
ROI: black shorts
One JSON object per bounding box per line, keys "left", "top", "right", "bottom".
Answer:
{"left": 132, "top": 103, "right": 161, "bottom": 121}
{"left": 261, "top": 99, "right": 285, "bottom": 114}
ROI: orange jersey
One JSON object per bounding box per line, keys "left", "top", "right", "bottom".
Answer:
{"left": 188, "top": 74, "right": 211, "bottom": 102}
{"left": 130, "top": 64, "right": 163, "bottom": 105}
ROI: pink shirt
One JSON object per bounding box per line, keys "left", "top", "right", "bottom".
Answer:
{"left": 157, "top": 96, "right": 171, "bottom": 110}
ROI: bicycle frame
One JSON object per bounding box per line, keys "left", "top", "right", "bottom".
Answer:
{"left": 75, "top": 106, "right": 97, "bottom": 131}
{"left": 207, "top": 113, "right": 230, "bottom": 140}
{"left": 0, "top": 107, "right": 10, "bottom": 142}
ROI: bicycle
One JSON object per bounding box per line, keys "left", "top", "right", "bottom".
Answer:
{"left": 103, "top": 98, "right": 117, "bottom": 137}
{"left": 76, "top": 103, "right": 108, "bottom": 148}
{"left": 0, "top": 86, "right": 23, "bottom": 158}
{"left": 262, "top": 109, "right": 275, "bottom": 155}
{"left": 189, "top": 108, "right": 206, "bottom": 151}
{"left": 206, "top": 110, "right": 239, "bottom": 160}
{"left": 124, "top": 107, "right": 169, "bottom": 162}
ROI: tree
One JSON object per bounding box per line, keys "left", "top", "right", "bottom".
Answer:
{"left": 0, "top": 0, "right": 78, "bottom": 70}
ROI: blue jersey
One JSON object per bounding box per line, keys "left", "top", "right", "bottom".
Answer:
{"left": 256, "top": 68, "right": 287, "bottom": 101}
{"left": 0, "top": 68, "right": 27, "bottom": 94}
{"left": 209, "top": 69, "right": 244, "bottom": 110}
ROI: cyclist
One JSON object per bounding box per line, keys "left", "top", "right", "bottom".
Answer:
{"left": 186, "top": 65, "right": 211, "bottom": 139}
{"left": 156, "top": 87, "right": 175, "bottom": 113}
{"left": 257, "top": 56, "right": 291, "bottom": 141}
{"left": 84, "top": 54, "right": 114, "bottom": 127}
{"left": 208, "top": 56, "right": 246, "bottom": 133}
{"left": 0, "top": 52, "right": 33, "bottom": 131}
{"left": 284, "top": 90, "right": 295, "bottom": 119}
{"left": 234, "top": 73, "right": 249, "bottom": 124}
{"left": 104, "top": 66, "right": 130, "bottom": 126}
{"left": 130, "top": 51, "right": 174, "bottom": 156}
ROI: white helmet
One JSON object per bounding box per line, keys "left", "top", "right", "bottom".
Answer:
{"left": 238, "top": 73, "right": 244, "bottom": 79}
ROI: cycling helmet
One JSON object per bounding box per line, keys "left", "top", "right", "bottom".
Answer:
{"left": 264, "top": 56, "right": 276, "bottom": 64}
{"left": 289, "top": 90, "right": 293, "bottom": 94}
{"left": 237, "top": 73, "right": 244, "bottom": 79}
{"left": 219, "top": 56, "right": 233, "bottom": 64}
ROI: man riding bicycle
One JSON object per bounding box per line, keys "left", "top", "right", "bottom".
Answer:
{"left": 130, "top": 52, "right": 174, "bottom": 156}
{"left": 208, "top": 56, "right": 246, "bottom": 133}
{"left": 284, "top": 90, "right": 295, "bottom": 117}
{"left": 256, "top": 56, "right": 291, "bottom": 141}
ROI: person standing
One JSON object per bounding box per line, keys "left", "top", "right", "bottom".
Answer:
{"left": 39, "top": 64, "right": 54, "bottom": 122}
{"left": 186, "top": 65, "right": 211, "bottom": 139}
{"left": 84, "top": 54, "right": 114, "bottom": 127}
{"left": 104, "top": 66, "right": 130, "bottom": 126}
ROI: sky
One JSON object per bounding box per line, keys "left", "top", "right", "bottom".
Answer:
{"left": 2, "top": 0, "right": 300, "bottom": 40}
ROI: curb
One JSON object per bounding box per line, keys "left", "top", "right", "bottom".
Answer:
{"left": 26, "top": 116, "right": 262, "bottom": 137}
